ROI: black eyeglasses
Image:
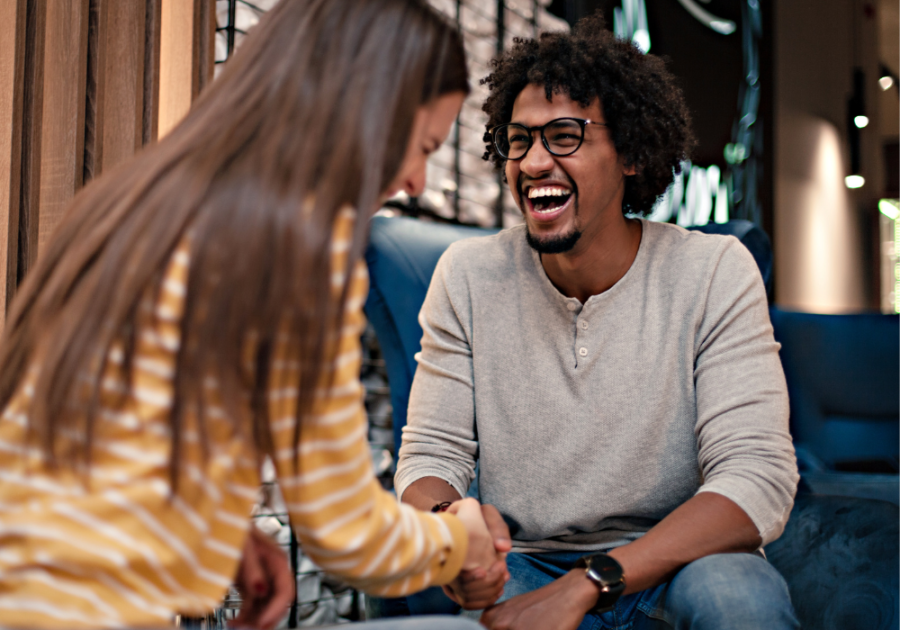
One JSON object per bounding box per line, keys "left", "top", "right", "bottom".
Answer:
{"left": 491, "top": 117, "right": 607, "bottom": 160}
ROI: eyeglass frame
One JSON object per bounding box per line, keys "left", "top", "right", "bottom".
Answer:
{"left": 490, "top": 117, "right": 609, "bottom": 161}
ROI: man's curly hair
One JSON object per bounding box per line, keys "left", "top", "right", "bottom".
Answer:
{"left": 481, "top": 13, "right": 695, "bottom": 215}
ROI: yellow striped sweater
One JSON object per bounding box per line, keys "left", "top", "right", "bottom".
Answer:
{"left": 0, "top": 210, "right": 467, "bottom": 628}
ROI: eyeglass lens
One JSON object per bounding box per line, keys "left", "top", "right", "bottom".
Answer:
{"left": 495, "top": 119, "right": 584, "bottom": 160}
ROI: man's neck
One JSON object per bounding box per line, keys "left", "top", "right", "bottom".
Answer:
{"left": 539, "top": 215, "right": 642, "bottom": 303}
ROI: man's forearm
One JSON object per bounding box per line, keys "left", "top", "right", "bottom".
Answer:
{"left": 607, "top": 492, "right": 761, "bottom": 594}
{"left": 557, "top": 492, "right": 761, "bottom": 615}
{"left": 401, "top": 476, "right": 463, "bottom": 512}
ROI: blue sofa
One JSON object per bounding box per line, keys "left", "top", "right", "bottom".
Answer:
{"left": 769, "top": 307, "right": 899, "bottom": 505}
{"left": 364, "top": 215, "right": 899, "bottom": 630}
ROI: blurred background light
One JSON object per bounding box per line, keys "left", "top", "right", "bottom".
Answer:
{"left": 845, "top": 174, "right": 866, "bottom": 189}
{"left": 879, "top": 75, "right": 894, "bottom": 90}
{"left": 854, "top": 115, "right": 870, "bottom": 128}
{"left": 879, "top": 199, "right": 900, "bottom": 220}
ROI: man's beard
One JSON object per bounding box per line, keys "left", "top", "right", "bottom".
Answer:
{"left": 517, "top": 174, "right": 580, "bottom": 254}
{"left": 525, "top": 227, "right": 582, "bottom": 254}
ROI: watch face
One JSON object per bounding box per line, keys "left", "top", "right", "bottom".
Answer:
{"left": 587, "top": 555, "right": 624, "bottom": 585}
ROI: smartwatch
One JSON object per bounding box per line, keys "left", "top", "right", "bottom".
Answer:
{"left": 574, "top": 553, "right": 626, "bottom": 613}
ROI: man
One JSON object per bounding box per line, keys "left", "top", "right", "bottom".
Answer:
{"left": 393, "top": 14, "right": 799, "bottom": 630}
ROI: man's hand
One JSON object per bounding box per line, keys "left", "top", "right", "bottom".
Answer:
{"left": 480, "top": 569, "right": 597, "bottom": 630}
{"left": 442, "top": 503, "right": 512, "bottom": 610}
{"left": 231, "top": 524, "right": 295, "bottom": 630}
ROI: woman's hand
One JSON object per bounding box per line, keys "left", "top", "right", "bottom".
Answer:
{"left": 446, "top": 497, "right": 498, "bottom": 572}
{"left": 230, "top": 525, "right": 295, "bottom": 630}
{"left": 443, "top": 502, "right": 511, "bottom": 609}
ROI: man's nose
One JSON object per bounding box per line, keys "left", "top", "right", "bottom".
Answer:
{"left": 519, "top": 137, "right": 554, "bottom": 177}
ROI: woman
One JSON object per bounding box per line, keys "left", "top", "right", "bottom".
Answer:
{"left": 0, "top": 1, "right": 495, "bottom": 628}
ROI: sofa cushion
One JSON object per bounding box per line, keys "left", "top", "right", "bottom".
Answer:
{"left": 765, "top": 493, "right": 899, "bottom": 630}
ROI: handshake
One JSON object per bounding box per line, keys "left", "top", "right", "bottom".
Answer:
{"left": 444, "top": 498, "right": 513, "bottom": 610}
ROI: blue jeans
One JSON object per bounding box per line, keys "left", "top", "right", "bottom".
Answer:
{"left": 369, "top": 551, "right": 799, "bottom": 629}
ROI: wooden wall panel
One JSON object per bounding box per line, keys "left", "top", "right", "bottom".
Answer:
{"left": 84, "top": 0, "right": 147, "bottom": 179}
{"left": 143, "top": 0, "right": 162, "bottom": 146}
{"left": 0, "top": 0, "right": 27, "bottom": 322}
{"left": 158, "top": 0, "right": 195, "bottom": 138}
{"left": 36, "top": 0, "right": 90, "bottom": 255}
{"left": 0, "top": 0, "right": 213, "bottom": 322}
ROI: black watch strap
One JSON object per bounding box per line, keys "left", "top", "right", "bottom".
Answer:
{"left": 575, "top": 553, "right": 626, "bottom": 613}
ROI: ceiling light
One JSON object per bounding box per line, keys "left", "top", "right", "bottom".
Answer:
{"left": 879, "top": 76, "right": 894, "bottom": 91}
{"left": 854, "top": 115, "right": 869, "bottom": 128}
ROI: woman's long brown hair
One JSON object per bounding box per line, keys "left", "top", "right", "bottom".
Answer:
{"left": 0, "top": 0, "right": 468, "bottom": 488}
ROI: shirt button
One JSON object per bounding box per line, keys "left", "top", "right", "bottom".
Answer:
{"left": 567, "top": 302, "right": 578, "bottom": 311}
{"left": 578, "top": 347, "right": 588, "bottom": 357}
{"left": 580, "top": 320, "right": 589, "bottom": 330}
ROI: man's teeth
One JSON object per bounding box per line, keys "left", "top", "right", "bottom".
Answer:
{"left": 527, "top": 186, "right": 572, "bottom": 199}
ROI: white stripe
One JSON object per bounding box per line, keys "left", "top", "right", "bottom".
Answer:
{"left": 31, "top": 552, "right": 179, "bottom": 615}
{"left": 226, "top": 483, "right": 259, "bottom": 502}
{"left": 103, "top": 376, "right": 172, "bottom": 409}
{"left": 141, "top": 329, "right": 179, "bottom": 353}
{"left": 12, "top": 568, "right": 121, "bottom": 620}
{"left": 285, "top": 471, "right": 371, "bottom": 515}
{"left": 272, "top": 401, "right": 360, "bottom": 434}
{"left": 0, "top": 438, "right": 42, "bottom": 459}
{"left": 94, "top": 441, "right": 168, "bottom": 467}
{"left": 134, "top": 356, "right": 175, "bottom": 380}
{"left": 432, "top": 512, "right": 454, "bottom": 547}
{"left": 50, "top": 504, "right": 185, "bottom": 594}
{"left": 172, "top": 249, "right": 190, "bottom": 267}
{"left": 268, "top": 388, "right": 298, "bottom": 403}
{"left": 132, "top": 384, "right": 172, "bottom": 408}
{"left": 162, "top": 278, "right": 186, "bottom": 298}
{"left": 333, "top": 349, "right": 360, "bottom": 370}
{"left": 2, "top": 412, "right": 27, "bottom": 427}
{"left": 155, "top": 302, "right": 180, "bottom": 322}
{"left": 291, "top": 498, "right": 374, "bottom": 546}
{"left": 214, "top": 509, "right": 249, "bottom": 529}
{"left": 270, "top": 414, "right": 296, "bottom": 433}
{"left": 102, "top": 490, "right": 232, "bottom": 588}
{"left": 322, "top": 514, "right": 403, "bottom": 579}
{"left": 99, "top": 410, "right": 140, "bottom": 431}
{"left": 276, "top": 422, "right": 366, "bottom": 461}
{"left": 185, "top": 464, "right": 222, "bottom": 503}
{"left": 0, "top": 549, "right": 22, "bottom": 565}
{"left": 0, "top": 470, "right": 81, "bottom": 496}
{"left": 278, "top": 452, "right": 368, "bottom": 489}
{"left": 308, "top": 402, "right": 360, "bottom": 427}
{"left": 171, "top": 495, "right": 209, "bottom": 534}
{"left": 98, "top": 410, "right": 169, "bottom": 438}
{"left": 0, "top": 598, "right": 124, "bottom": 628}
{"left": 314, "top": 381, "right": 364, "bottom": 399}
{"left": 95, "top": 570, "right": 172, "bottom": 620}
{"left": 0, "top": 524, "right": 126, "bottom": 566}
{"left": 202, "top": 537, "right": 242, "bottom": 560}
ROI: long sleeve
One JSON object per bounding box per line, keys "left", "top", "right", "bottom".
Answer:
{"left": 394, "top": 247, "right": 479, "bottom": 501}
{"left": 693, "top": 239, "right": 799, "bottom": 545}
{"left": 267, "top": 214, "right": 468, "bottom": 597}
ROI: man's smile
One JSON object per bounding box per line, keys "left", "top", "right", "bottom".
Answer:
{"left": 521, "top": 179, "right": 577, "bottom": 223}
